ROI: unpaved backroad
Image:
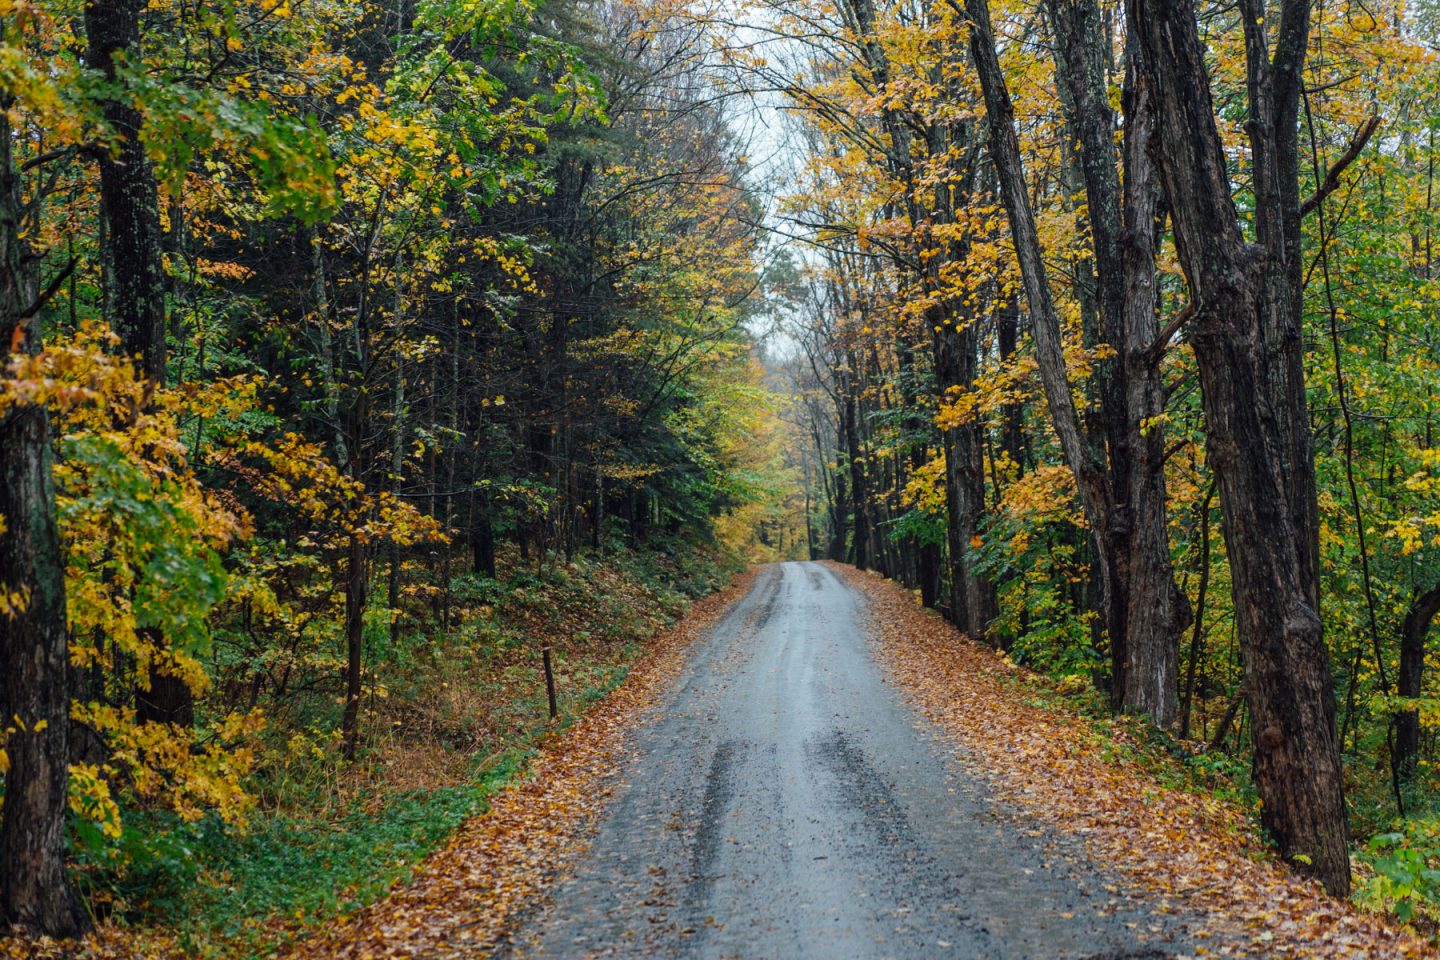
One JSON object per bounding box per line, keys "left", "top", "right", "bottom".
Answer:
{"left": 506, "top": 562, "right": 1199, "bottom": 959}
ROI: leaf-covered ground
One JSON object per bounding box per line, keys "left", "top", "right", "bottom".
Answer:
{"left": 829, "top": 563, "right": 1432, "bottom": 959}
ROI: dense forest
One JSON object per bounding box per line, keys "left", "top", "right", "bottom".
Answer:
{"left": 2, "top": 0, "right": 1440, "bottom": 952}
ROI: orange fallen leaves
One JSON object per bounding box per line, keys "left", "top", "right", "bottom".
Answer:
{"left": 832, "top": 562, "right": 1433, "bottom": 959}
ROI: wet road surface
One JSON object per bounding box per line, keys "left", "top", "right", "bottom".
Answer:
{"left": 504, "top": 562, "right": 1197, "bottom": 959}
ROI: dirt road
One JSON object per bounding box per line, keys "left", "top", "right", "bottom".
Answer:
{"left": 506, "top": 562, "right": 1197, "bottom": 959}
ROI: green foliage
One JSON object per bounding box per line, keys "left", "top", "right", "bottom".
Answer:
{"left": 1356, "top": 819, "right": 1440, "bottom": 925}
{"left": 889, "top": 506, "right": 947, "bottom": 549}
{"left": 59, "top": 434, "right": 229, "bottom": 656}
{"left": 972, "top": 494, "right": 1100, "bottom": 677}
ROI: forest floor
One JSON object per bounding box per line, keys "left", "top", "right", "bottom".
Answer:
{"left": 0, "top": 546, "right": 747, "bottom": 960}
{"left": 839, "top": 563, "right": 1432, "bottom": 958}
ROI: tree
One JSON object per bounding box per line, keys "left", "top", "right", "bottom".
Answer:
{"left": 86, "top": 0, "right": 195, "bottom": 729}
{"left": 1396, "top": 583, "right": 1440, "bottom": 783}
{"left": 0, "top": 41, "right": 84, "bottom": 934}
{"left": 965, "top": 0, "right": 1191, "bottom": 725}
{"left": 1126, "top": 0, "right": 1350, "bottom": 895}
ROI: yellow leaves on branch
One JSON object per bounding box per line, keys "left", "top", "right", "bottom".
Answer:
{"left": 934, "top": 355, "right": 1036, "bottom": 432}
{"left": 72, "top": 703, "right": 265, "bottom": 829}
{"left": 998, "top": 464, "right": 1086, "bottom": 557}
{"left": 901, "top": 454, "right": 947, "bottom": 517}
{"left": 215, "top": 432, "right": 446, "bottom": 546}
{"left": 0, "top": 322, "right": 443, "bottom": 847}
{"left": 1383, "top": 448, "right": 1440, "bottom": 556}
{"left": 67, "top": 764, "right": 123, "bottom": 841}
{"left": 0, "top": 585, "right": 27, "bottom": 619}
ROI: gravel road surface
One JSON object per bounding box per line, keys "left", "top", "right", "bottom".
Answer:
{"left": 505, "top": 562, "right": 1199, "bottom": 960}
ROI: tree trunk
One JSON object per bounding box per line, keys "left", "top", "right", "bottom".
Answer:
{"left": 1396, "top": 582, "right": 1440, "bottom": 784}
{"left": 388, "top": 282, "right": 405, "bottom": 650}
{"left": 934, "top": 318, "right": 995, "bottom": 637}
{"left": 1042, "top": 0, "right": 1192, "bottom": 725}
{"left": 0, "top": 402, "right": 83, "bottom": 936}
{"left": 1180, "top": 483, "right": 1217, "bottom": 740}
{"left": 996, "top": 296, "right": 1027, "bottom": 478}
{"left": 341, "top": 532, "right": 366, "bottom": 761}
{"left": 0, "top": 82, "right": 85, "bottom": 935}
{"left": 87, "top": 0, "right": 166, "bottom": 384}
{"left": 1128, "top": 0, "right": 1350, "bottom": 895}
{"left": 842, "top": 360, "right": 872, "bottom": 570}
{"left": 967, "top": 0, "right": 1118, "bottom": 675}
{"left": 1240, "top": 0, "right": 1320, "bottom": 610}
{"left": 309, "top": 229, "right": 347, "bottom": 468}
{"left": 828, "top": 465, "right": 849, "bottom": 561}
{"left": 89, "top": 0, "right": 199, "bottom": 730}
{"left": 1114, "top": 40, "right": 1191, "bottom": 725}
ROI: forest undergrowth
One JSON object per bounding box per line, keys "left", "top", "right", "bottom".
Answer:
{"left": 2, "top": 543, "right": 744, "bottom": 960}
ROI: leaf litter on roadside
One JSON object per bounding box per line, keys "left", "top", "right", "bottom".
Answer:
{"left": 829, "top": 562, "right": 1433, "bottom": 959}
{"left": 271, "top": 569, "right": 759, "bottom": 960}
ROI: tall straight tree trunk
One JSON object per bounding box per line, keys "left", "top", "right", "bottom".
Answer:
{"left": 971, "top": 0, "right": 1189, "bottom": 724}
{"left": 927, "top": 137, "right": 996, "bottom": 636}
{"left": 338, "top": 196, "right": 381, "bottom": 760}
{"left": 887, "top": 339, "right": 921, "bottom": 592}
{"left": 0, "top": 395, "right": 82, "bottom": 937}
{"left": 88, "top": 0, "right": 195, "bottom": 727}
{"left": 309, "top": 228, "right": 347, "bottom": 469}
{"left": 896, "top": 340, "right": 939, "bottom": 606}
{"left": 1240, "top": 0, "right": 1320, "bottom": 607}
{"left": 828, "top": 459, "right": 849, "bottom": 561}
{"left": 966, "top": 0, "right": 1114, "bottom": 662}
{"left": 803, "top": 449, "right": 818, "bottom": 560}
{"left": 996, "top": 295, "right": 1027, "bottom": 479}
{"left": 341, "top": 532, "right": 366, "bottom": 761}
{"left": 934, "top": 317, "right": 995, "bottom": 636}
{"left": 0, "top": 78, "right": 85, "bottom": 936}
{"left": 388, "top": 261, "right": 406, "bottom": 649}
{"left": 1114, "top": 55, "right": 1191, "bottom": 722}
{"left": 1127, "top": 0, "right": 1349, "bottom": 895}
{"left": 1043, "top": 0, "right": 1192, "bottom": 723}
{"left": 1396, "top": 583, "right": 1440, "bottom": 784}
{"left": 841, "top": 0, "right": 995, "bottom": 619}
{"left": 88, "top": 0, "right": 165, "bottom": 383}
{"left": 842, "top": 365, "right": 872, "bottom": 570}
